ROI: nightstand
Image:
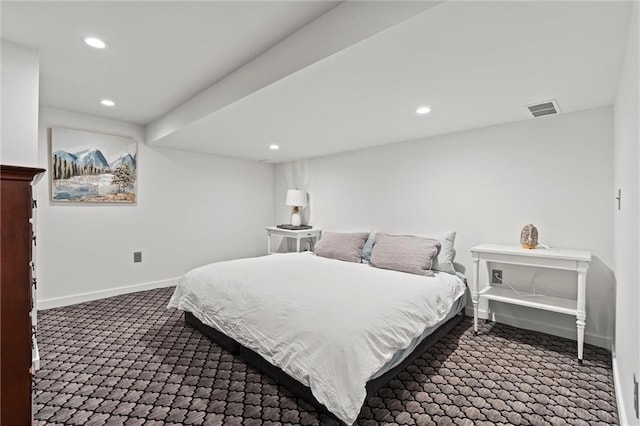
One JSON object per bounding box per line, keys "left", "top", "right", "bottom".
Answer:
{"left": 266, "top": 227, "right": 322, "bottom": 254}
{"left": 471, "top": 244, "right": 591, "bottom": 363}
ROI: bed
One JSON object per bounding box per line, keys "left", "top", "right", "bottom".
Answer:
{"left": 169, "top": 246, "right": 466, "bottom": 425}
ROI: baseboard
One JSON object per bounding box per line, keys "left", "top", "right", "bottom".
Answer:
{"left": 465, "top": 307, "right": 611, "bottom": 349}
{"left": 37, "top": 277, "right": 179, "bottom": 310}
{"left": 611, "top": 347, "right": 631, "bottom": 426}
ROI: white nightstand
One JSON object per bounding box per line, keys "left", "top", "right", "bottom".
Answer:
{"left": 266, "top": 227, "right": 322, "bottom": 254}
{"left": 471, "top": 244, "right": 591, "bottom": 363}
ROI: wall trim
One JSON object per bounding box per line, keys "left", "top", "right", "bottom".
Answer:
{"left": 464, "top": 307, "right": 611, "bottom": 350}
{"left": 37, "top": 277, "right": 179, "bottom": 310}
{"left": 611, "top": 347, "right": 631, "bottom": 426}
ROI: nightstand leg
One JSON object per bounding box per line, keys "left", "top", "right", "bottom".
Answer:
{"left": 577, "top": 318, "right": 585, "bottom": 362}
{"left": 267, "top": 233, "right": 272, "bottom": 255}
{"left": 296, "top": 238, "right": 301, "bottom": 253}
{"left": 576, "top": 266, "right": 587, "bottom": 363}
{"left": 472, "top": 258, "right": 480, "bottom": 334}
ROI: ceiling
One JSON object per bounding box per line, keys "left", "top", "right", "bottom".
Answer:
{"left": 1, "top": 1, "right": 338, "bottom": 124}
{"left": 2, "top": 1, "right": 633, "bottom": 163}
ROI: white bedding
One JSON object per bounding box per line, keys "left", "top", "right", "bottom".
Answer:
{"left": 168, "top": 252, "right": 466, "bottom": 425}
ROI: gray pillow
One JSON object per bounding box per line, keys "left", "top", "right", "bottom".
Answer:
{"left": 370, "top": 233, "right": 441, "bottom": 276}
{"left": 315, "top": 232, "right": 369, "bottom": 263}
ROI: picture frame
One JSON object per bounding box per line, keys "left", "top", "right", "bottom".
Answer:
{"left": 49, "top": 127, "right": 138, "bottom": 203}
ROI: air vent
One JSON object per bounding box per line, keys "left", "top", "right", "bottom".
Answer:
{"left": 525, "top": 99, "right": 560, "bottom": 118}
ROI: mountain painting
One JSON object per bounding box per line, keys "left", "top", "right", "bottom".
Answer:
{"left": 50, "top": 127, "right": 137, "bottom": 203}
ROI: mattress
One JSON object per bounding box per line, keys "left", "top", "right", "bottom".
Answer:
{"left": 371, "top": 294, "right": 465, "bottom": 379}
{"left": 169, "top": 252, "right": 466, "bottom": 425}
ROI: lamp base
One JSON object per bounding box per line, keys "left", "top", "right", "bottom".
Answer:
{"left": 291, "top": 212, "right": 301, "bottom": 227}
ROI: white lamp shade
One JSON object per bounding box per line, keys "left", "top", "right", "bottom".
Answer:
{"left": 285, "top": 189, "right": 307, "bottom": 207}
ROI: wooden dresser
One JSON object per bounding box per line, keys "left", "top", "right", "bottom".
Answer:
{"left": 1, "top": 165, "right": 45, "bottom": 425}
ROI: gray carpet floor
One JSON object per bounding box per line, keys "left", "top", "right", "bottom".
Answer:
{"left": 34, "top": 287, "right": 617, "bottom": 425}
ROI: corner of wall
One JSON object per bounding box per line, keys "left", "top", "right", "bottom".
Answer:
{"left": 612, "top": 0, "right": 640, "bottom": 424}
{"left": 1, "top": 39, "right": 40, "bottom": 168}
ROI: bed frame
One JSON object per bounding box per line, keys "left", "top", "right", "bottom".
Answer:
{"left": 185, "top": 310, "right": 464, "bottom": 417}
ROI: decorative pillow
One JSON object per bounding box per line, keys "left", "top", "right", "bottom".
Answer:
{"left": 314, "top": 232, "right": 369, "bottom": 263}
{"left": 361, "top": 232, "right": 376, "bottom": 264}
{"left": 370, "top": 233, "right": 441, "bottom": 276}
{"left": 424, "top": 231, "right": 457, "bottom": 275}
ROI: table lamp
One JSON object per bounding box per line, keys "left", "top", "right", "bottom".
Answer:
{"left": 286, "top": 189, "right": 307, "bottom": 227}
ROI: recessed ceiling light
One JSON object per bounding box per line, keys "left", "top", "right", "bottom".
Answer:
{"left": 84, "top": 36, "right": 107, "bottom": 49}
{"left": 269, "top": 144, "right": 280, "bottom": 150}
{"left": 100, "top": 99, "right": 115, "bottom": 107}
{"left": 416, "top": 106, "right": 431, "bottom": 115}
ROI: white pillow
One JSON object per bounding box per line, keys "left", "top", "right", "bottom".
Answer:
{"left": 422, "top": 231, "right": 457, "bottom": 275}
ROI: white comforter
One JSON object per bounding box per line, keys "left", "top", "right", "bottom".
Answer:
{"left": 168, "top": 252, "right": 465, "bottom": 425}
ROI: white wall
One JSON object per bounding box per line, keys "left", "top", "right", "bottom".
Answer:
{"left": 613, "top": 0, "right": 640, "bottom": 423}
{"left": 275, "top": 107, "right": 614, "bottom": 348}
{"left": 1, "top": 40, "right": 39, "bottom": 167}
{"left": 37, "top": 107, "right": 274, "bottom": 308}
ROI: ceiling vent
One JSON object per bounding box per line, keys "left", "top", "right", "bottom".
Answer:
{"left": 525, "top": 99, "right": 560, "bottom": 118}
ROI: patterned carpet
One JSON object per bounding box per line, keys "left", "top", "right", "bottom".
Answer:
{"left": 34, "top": 287, "right": 617, "bottom": 425}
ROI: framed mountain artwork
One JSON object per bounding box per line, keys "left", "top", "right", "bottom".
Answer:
{"left": 49, "top": 127, "right": 137, "bottom": 203}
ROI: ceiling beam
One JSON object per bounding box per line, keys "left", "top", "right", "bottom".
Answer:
{"left": 145, "top": 1, "right": 443, "bottom": 146}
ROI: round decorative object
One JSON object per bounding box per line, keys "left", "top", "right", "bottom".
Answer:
{"left": 520, "top": 224, "right": 539, "bottom": 249}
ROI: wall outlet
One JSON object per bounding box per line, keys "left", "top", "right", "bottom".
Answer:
{"left": 492, "top": 269, "right": 503, "bottom": 284}
{"left": 133, "top": 251, "right": 142, "bottom": 263}
{"left": 634, "top": 374, "right": 638, "bottom": 419}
